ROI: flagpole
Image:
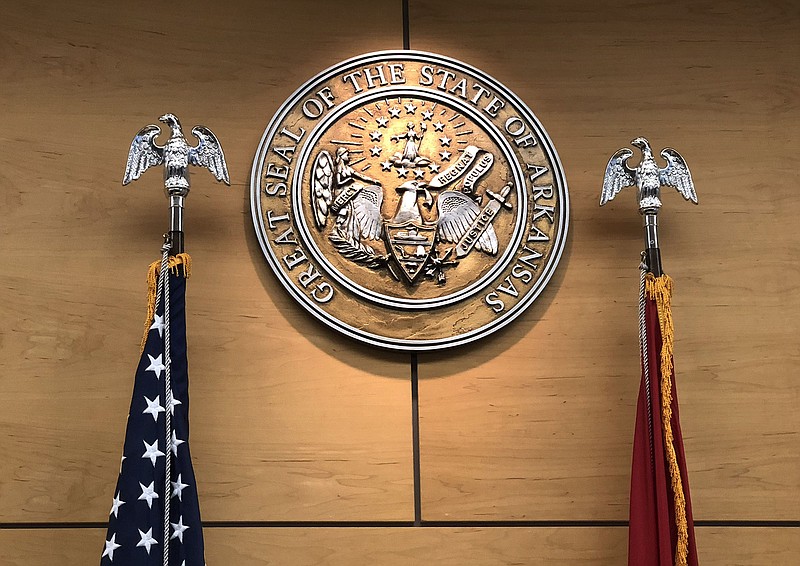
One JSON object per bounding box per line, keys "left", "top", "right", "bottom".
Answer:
{"left": 601, "top": 137, "right": 699, "bottom": 566}
{"left": 642, "top": 209, "right": 662, "bottom": 277}
{"left": 168, "top": 192, "right": 186, "bottom": 256}
{"left": 101, "top": 114, "right": 230, "bottom": 566}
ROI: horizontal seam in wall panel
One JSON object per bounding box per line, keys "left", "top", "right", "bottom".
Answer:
{"left": 694, "top": 520, "right": 800, "bottom": 528}
{"left": 1, "top": 520, "right": 798, "bottom": 530}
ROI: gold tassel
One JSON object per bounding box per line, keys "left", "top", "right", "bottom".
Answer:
{"left": 645, "top": 274, "right": 689, "bottom": 566}
{"left": 139, "top": 253, "right": 192, "bottom": 352}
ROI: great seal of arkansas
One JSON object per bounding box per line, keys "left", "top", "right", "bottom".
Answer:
{"left": 251, "top": 50, "right": 569, "bottom": 351}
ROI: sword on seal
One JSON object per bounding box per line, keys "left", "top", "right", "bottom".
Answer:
{"left": 123, "top": 113, "right": 230, "bottom": 253}
{"left": 454, "top": 182, "right": 513, "bottom": 258}
{"left": 600, "top": 137, "right": 697, "bottom": 275}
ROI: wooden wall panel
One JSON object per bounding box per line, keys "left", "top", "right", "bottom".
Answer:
{"left": 0, "top": 0, "right": 413, "bottom": 523}
{"left": 0, "top": 0, "right": 797, "bottom": 563}
{"left": 412, "top": 0, "right": 800, "bottom": 521}
{"left": 2, "top": 526, "right": 798, "bottom": 566}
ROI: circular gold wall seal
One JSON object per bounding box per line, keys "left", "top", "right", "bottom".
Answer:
{"left": 251, "top": 51, "right": 569, "bottom": 350}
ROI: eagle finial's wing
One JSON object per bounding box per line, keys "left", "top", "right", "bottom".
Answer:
{"left": 311, "top": 150, "right": 335, "bottom": 229}
{"left": 189, "top": 126, "right": 230, "bottom": 184}
{"left": 350, "top": 185, "right": 384, "bottom": 240}
{"left": 600, "top": 147, "right": 636, "bottom": 206}
{"left": 122, "top": 124, "right": 164, "bottom": 185}
{"left": 659, "top": 148, "right": 697, "bottom": 204}
{"left": 437, "top": 190, "right": 497, "bottom": 255}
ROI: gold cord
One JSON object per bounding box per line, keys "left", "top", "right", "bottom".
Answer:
{"left": 645, "top": 273, "right": 688, "bottom": 566}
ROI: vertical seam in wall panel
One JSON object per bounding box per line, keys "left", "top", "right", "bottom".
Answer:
{"left": 403, "top": 0, "right": 418, "bottom": 528}
{"left": 411, "top": 353, "right": 422, "bottom": 526}
{"left": 402, "top": 0, "right": 410, "bottom": 50}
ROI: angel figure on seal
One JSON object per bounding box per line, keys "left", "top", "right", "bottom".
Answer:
{"left": 311, "top": 147, "right": 384, "bottom": 243}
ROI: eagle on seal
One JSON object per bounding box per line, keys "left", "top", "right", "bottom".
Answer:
{"left": 435, "top": 189, "right": 498, "bottom": 256}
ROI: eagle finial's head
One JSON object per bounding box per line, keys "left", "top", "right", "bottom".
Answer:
{"left": 159, "top": 113, "right": 183, "bottom": 136}
{"left": 631, "top": 137, "right": 653, "bottom": 157}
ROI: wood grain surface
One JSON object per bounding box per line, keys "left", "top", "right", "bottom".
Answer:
{"left": 2, "top": 526, "right": 798, "bottom": 566}
{"left": 0, "top": 0, "right": 797, "bottom": 563}
{"left": 0, "top": 0, "right": 413, "bottom": 524}
{"left": 412, "top": 0, "right": 800, "bottom": 521}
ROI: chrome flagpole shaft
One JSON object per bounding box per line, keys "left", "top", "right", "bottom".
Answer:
{"left": 642, "top": 212, "right": 662, "bottom": 277}
{"left": 168, "top": 192, "right": 186, "bottom": 255}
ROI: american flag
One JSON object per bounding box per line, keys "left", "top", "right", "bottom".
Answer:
{"left": 101, "top": 260, "right": 206, "bottom": 565}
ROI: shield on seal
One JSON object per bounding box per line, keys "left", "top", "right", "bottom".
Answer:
{"left": 384, "top": 221, "right": 437, "bottom": 283}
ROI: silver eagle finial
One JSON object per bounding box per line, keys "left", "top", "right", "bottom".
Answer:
{"left": 600, "top": 137, "right": 697, "bottom": 276}
{"left": 123, "top": 114, "right": 230, "bottom": 253}
{"left": 600, "top": 136, "right": 696, "bottom": 213}
{"left": 123, "top": 113, "right": 230, "bottom": 193}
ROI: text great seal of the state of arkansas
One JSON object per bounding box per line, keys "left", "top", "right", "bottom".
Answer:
{"left": 250, "top": 50, "right": 569, "bottom": 351}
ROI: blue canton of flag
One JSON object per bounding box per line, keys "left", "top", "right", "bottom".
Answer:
{"left": 102, "top": 259, "right": 206, "bottom": 565}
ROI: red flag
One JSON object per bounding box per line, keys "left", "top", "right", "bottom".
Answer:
{"left": 628, "top": 274, "right": 699, "bottom": 566}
